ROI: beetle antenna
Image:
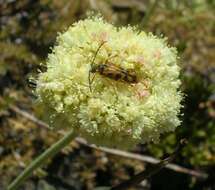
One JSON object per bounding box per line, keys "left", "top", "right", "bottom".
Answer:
{"left": 91, "top": 41, "right": 107, "bottom": 67}
{"left": 88, "top": 41, "right": 107, "bottom": 92}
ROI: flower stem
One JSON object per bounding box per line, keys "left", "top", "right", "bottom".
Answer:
{"left": 7, "top": 129, "right": 76, "bottom": 190}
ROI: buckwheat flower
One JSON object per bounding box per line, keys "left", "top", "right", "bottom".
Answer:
{"left": 36, "top": 16, "right": 182, "bottom": 149}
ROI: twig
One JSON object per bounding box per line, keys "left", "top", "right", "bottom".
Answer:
{"left": 111, "top": 156, "right": 172, "bottom": 190}
{"left": 9, "top": 104, "right": 208, "bottom": 179}
{"left": 76, "top": 138, "right": 207, "bottom": 179}
{"left": 110, "top": 140, "right": 186, "bottom": 190}
{"left": 11, "top": 106, "right": 49, "bottom": 128}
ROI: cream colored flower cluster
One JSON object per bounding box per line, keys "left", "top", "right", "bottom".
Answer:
{"left": 36, "top": 17, "right": 182, "bottom": 149}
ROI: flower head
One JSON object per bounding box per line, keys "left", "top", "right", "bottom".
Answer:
{"left": 36, "top": 16, "right": 182, "bottom": 149}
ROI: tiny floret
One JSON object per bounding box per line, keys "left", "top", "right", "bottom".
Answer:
{"left": 36, "top": 16, "right": 182, "bottom": 149}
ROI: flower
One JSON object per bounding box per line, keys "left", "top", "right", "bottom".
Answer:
{"left": 36, "top": 16, "right": 182, "bottom": 149}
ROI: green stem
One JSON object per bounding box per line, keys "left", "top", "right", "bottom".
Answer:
{"left": 141, "top": 0, "right": 159, "bottom": 28}
{"left": 7, "top": 129, "right": 76, "bottom": 190}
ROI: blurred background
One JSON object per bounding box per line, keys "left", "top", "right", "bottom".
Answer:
{"left": 0, "top": 0, "right": 215, "bottom": 189}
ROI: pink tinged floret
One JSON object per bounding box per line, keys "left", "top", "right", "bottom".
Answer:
{"left": 92, "top": 31, "right": 109, "bottom": 43}
{"left": 136, "top": 89, "right": 150, "bottom": 99}
{"left": 135, "top": 55, "right": 145, "bottom": 65}
{"left": 154, "top": 50, "right": 162, "bottom": 60}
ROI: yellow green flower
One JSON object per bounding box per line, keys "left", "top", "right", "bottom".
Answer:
{"left": 36, "top": 16, "right": 182, "bottom": 149}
